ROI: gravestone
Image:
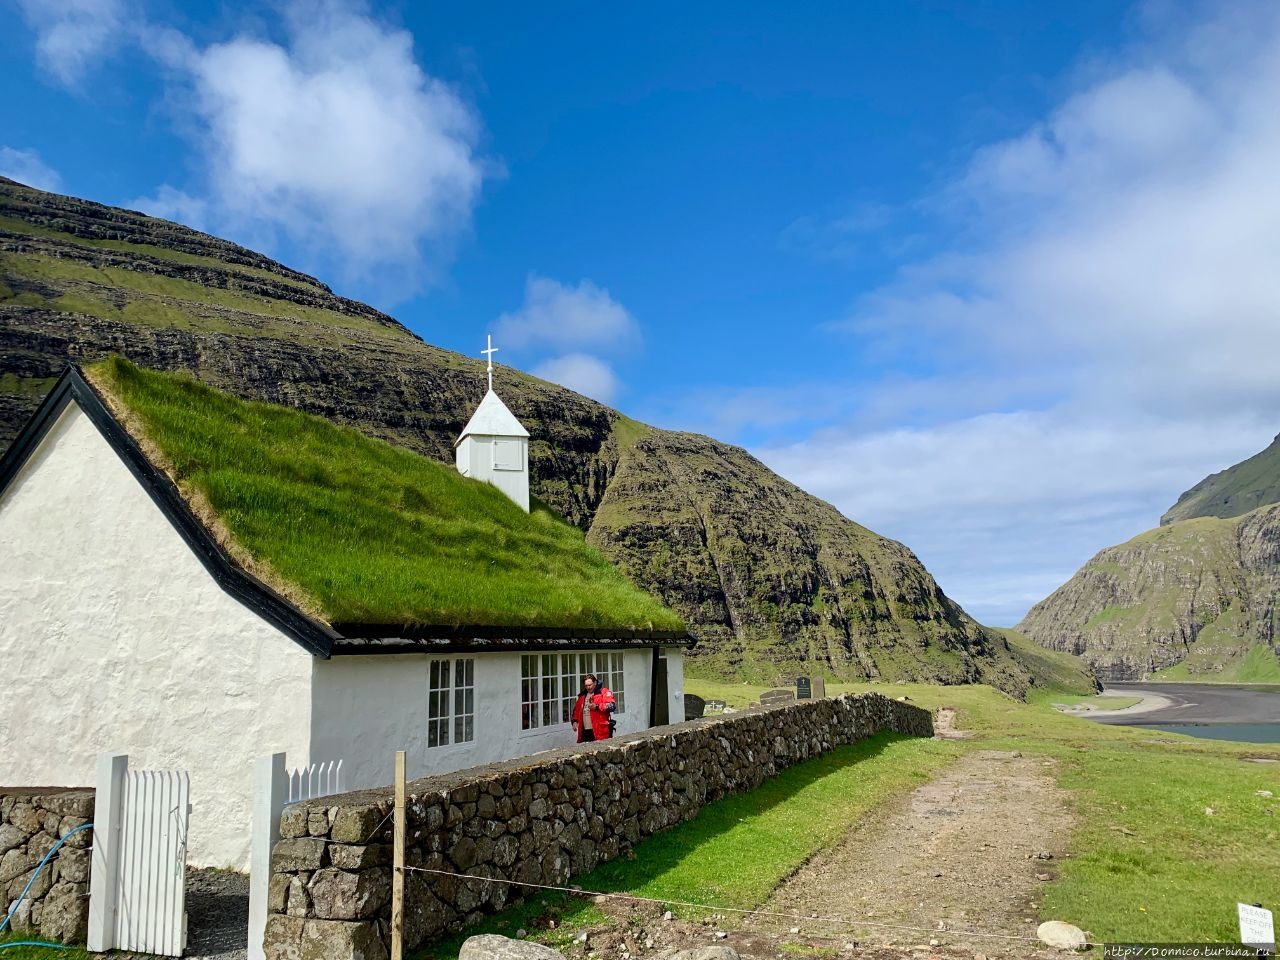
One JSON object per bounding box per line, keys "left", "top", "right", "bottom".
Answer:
{"left": 813, "top": 677, "right": 826, "bottom": 699}
{"left": 795, "top": 677, "right": 812, "bottom": 700}
{"left": 684, "top": 694, "right": 706, "bottom": 720}
{"left": 759, "top": 689, "right": 795, "bottom": 704}
{"left": 705, "top": 699, "right": 726, "bottom": 712}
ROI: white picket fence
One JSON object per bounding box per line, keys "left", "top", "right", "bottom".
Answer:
{"left": 247, "top": 755, "right": 345, "bottom": 960}
{"left": 87, "top": 753, "right": 191, "bottom": 957}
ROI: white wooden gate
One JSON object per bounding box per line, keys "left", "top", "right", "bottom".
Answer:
{"left": 247, "top": 755, "right": 345, "bottom": 960}
{"left": 88, "top": 753, "right": 191, "bottom": 957}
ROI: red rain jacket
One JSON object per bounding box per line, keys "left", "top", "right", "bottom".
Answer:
{"left": 572, "top": 686, "right": 616, "bottom": 741}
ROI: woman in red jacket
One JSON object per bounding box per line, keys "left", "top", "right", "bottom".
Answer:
{"left": 571, "top": 673, "right": 616, "bottom": 742}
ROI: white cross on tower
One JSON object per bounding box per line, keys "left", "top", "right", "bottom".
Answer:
{"left": 481, "top": 334, "right": 498, "bottom": 392}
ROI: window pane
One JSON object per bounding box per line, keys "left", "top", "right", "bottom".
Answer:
{"left": 464, "top": 716, "right": 474, "bottom": 742}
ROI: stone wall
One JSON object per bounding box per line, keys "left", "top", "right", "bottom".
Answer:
{"left": 263, "top": 693, "right": 933, "bottom": 960}
{"left": 0, "top": 788, "right": 94, "bottom": 943}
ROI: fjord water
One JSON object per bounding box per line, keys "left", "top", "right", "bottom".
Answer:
{"left": 1091, "top": 682, "right": 1280, "bottom": 744}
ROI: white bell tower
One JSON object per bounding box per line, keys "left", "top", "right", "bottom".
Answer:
{"left": 455, "top": 336, "right": 530, "bottom": 511}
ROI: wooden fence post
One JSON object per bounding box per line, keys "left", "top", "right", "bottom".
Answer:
{"left": 391, "top": 750, "right": 406, "bottom": 960}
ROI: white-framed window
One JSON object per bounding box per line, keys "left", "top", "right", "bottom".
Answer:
{"left": 428, "top": 658, "right": 475, "bottom": 747}
{"left": 556, "top": 651, "right": 628, "bottom": 724}
{"left": 520, "top": 653, "right": 561, "bottom": 730}
{"left": 523, "top": 651, "right": 629, "bottom": 730}
{"left": 493, "top": 439, "right": 523, "bottom": 471}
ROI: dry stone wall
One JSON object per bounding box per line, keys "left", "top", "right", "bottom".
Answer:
{"left": 0, "top": 788, "right": 94, "bottom": 943}
{"left": 263, "top": 693, "right": 933, "bottom": 960}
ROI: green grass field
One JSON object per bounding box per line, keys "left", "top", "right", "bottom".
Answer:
{"left": 87, "top": 357, "right": 683, "bottom": 631}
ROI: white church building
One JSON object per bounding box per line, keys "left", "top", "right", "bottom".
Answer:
{"left": 0, "top": 354, "right": 690, "bottom": 868}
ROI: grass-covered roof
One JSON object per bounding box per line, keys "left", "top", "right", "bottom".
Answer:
{"left": 86, "top": 357, "right": 685, "bottom": 633}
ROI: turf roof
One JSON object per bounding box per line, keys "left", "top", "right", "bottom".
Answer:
{"left": 85, "top": 357, "right": 685, "bottom": 633}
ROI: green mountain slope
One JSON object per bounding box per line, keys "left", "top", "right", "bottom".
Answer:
{"left": 1017, "top": 509, "right": 1280, "bottom": 681}
{"left": 0, "top": 176, "right": 1065, "bottom": 694}
{"left": 1161, "top": 433, "right": 1280, "bottom": 525}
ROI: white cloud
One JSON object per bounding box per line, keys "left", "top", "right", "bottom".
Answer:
{"left": 758, "top": 410, "right": 1277, "bottom": 626}
{"left": 495, "top": 275, "right": 640, "bottom": 352}
{"left": 740, "top": 4, "right": 1280, "bottom": 625}
{"left": 0, "top": 147, "right": 63, "bottom": 192}
{"left": 495, "top": 275, "right": 640, "bottom": 403}
{"left": 531, "top": 354, "right": 622, "bottom": 404}
{"left": 140, "top": 2, "right": 488, "bottom": 287}
{"left": 17, "top": 0, "right": 126, "bottom": 87}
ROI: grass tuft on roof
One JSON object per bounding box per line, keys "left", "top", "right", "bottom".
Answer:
{"left": 87, "top": 357, "right": 686, "bottom": 632}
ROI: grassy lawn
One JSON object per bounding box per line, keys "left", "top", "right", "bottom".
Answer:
{"left": 86, "top": 358, "right": 683, "bottom": 631}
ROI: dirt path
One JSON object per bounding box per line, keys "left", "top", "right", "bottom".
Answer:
{"left": 739, "top": 748, "right": 1075, "bottom": 956}
{"left": 580, "top": 746, "right": 1078, "bottom": 960}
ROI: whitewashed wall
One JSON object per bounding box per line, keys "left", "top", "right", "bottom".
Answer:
{"left": 455, "top": 433, "right": 529, "bottom": 512}
{"left": 310, "top": 647, "right": 662, "bottom": 788}
{"left": 0, "top": 404, "right": 314, "bottom": 869}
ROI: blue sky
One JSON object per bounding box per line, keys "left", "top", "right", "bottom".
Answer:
{"left": 6, "top": 0, "right": 1280, "bottom": 625}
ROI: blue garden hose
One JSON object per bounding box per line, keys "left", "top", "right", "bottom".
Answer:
{"left": 0, "top": 822, "right": 94, "bottom": 951}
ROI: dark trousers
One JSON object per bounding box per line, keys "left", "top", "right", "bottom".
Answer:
{"left": 581, "top": 729, "right": 596, "bottom": 742}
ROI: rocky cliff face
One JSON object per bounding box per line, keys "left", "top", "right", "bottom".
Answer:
{"left": 0, "top": 177, "right": 1047, "bottom": 693}
{"left": 1018, "top": 508, "right": 1280, "bottom": 681}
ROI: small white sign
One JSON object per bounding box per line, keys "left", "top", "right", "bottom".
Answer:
{"left": 1239, "top": 902, "right": 1275, "bottom": 951}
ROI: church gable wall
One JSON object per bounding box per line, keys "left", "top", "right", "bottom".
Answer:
{"left": 0, "top": 402, "right": 313, "bottom": 868}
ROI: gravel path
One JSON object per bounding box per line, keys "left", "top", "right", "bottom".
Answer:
{"left": 184, "top": 868, "right": 248, "bottom": 960}
{"left": 740, "top": 749, "right": 1075, "bottom": 957}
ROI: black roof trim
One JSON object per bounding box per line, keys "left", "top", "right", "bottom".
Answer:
{"left": 329, "top": 634, "right": 692, "bottom": 656}
{"left": 0, "top": 366, "right": 339, "bottom": 658}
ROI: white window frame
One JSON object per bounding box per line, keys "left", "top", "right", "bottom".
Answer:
{"left": 556, "top": 651, "right": 628, "bottom": 725}
{"left": 427, "top": 657, "right": 475, "bottom": 748}
{"left": 520, "top": 653, "right": 562, "bottom": 731}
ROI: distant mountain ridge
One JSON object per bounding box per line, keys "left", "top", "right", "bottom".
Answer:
{"left": 1020, "top": 433, "right": 1280, "bottom": 682}
{"left": 0, "top": 176, "right": 1072, "bottom": 694}
{"left": 1162, "top": 433, "right": 1280, "bottom": 526}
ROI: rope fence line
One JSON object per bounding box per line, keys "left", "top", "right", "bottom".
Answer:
{"left": 292, "top": 830, "right": 1072, "bottom": 948}
{"left": 397, "top": 863, "right": 1082, "bottom": 948}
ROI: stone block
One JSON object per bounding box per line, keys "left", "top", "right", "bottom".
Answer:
{"left": 449, "top": 837, "right": 478, "bottom": 871}
{"left": 269, "top": 873, "right": 291, "bottom": 914}
{"left": 264, "top": 914, "right": 307, "bottom": 960}
{"left": 287, "top": 876, "right": 313, "bottom": 917}
{"left": 274, "top": 837, "right": 329, "bottom": 872}
{"left": 41, "top": 793, "right": 95, "bottom": 819}
{"left": 54, "top": 847, "right": 90, "bottom": 884}
{"left": 9, "top": 862, "right": 54, "bottom": 902}
{"left": 300, "top": 918, "right": 388, "bottom": 960}
{"left": 39, "top": 881, "right": 89, "bottom": 944}
{"left": 331, "top": 807, "right": 385, "bottom": 845}
{"left": 57, "top": 817, "right": 92, "bottom": 848}
{"left": 308, "top": 867, "right": 391, "bottom": 920}
{"left": 281, "top": 804, "right": 311, "bottom": 839}
{"left": 0, "top": 824, "right": 25, "bottom": 857}
{"left": 402, "top": 876, "right": 454, "bottom": 949}
{"left": 9, "top": 804, "right": 40, "bottom": 836}
{"left": 459, "top": 933, "right": 567, "bottom": 960}
{"left": 0, "top": 848, "right": 35, "bottom": 884}
{"left": 329, "top": 844, "right": 390, "bottom": 870}
{"left": 308, "top": 813, "right": 331, "bottom": 837}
